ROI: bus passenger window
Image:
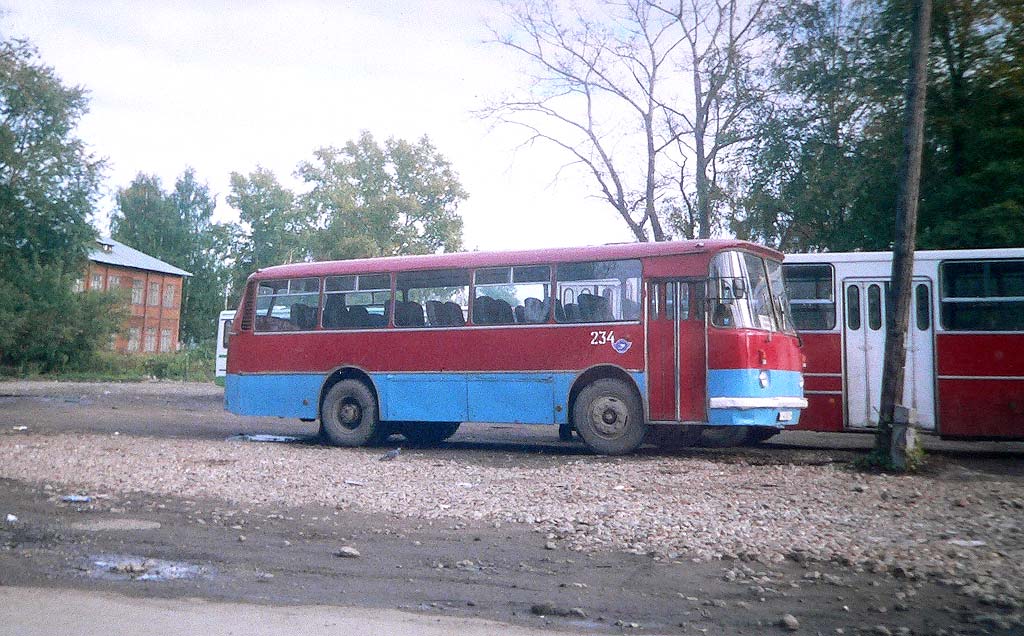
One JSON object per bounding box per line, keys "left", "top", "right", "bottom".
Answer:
{"left": 555, "top": 260, "right": 641, "bottom": 323}
{"left": 940, "top": 259, "right": 1024, "bottom": 331}
{"left": 474, "top": 265, "right": 551, "bottom": 325}
{"left": 323, "top": 274, "right": 392, "bottom": 330}
{"left": 846, "top": 286, "right": 861, "bottom": 330}
{"left": 868, "top": 284, "right": 882, "bottom": 331}
{"left": 255, "top": 278, "right": 320, "bottom": 332}
{"left": 915, "top": 284, "right": 930, "bottom": 330}
{"left": 396, "top": 269, "right": 469, "bottom": 328}
{"left": 782, "top": 264, "right": 836, "bottom": 331}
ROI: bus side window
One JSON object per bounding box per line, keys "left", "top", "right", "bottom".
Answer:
{"left": 222, "top": 319, "right": 233, "bottom": 348}
{"left": 846, "top": 286, "right": 861, "bottom": 330}
{"left": 868, "top": 284, "right": 882, "bottom": 331}
{"left": 915, "top": 283, "right": 930, "bottom": 330}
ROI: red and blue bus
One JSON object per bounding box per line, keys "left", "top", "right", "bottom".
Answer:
{"left": 784, "top": 248, "right": 1024, "bottom": 440}
{"left": 224, "top": 240, "right": 807, "bottom": 454}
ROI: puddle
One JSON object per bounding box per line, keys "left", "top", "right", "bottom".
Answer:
{"left": 83, "top": 554, "right": 208, "bottom": 581}
{"left": 227, "top": 433, "right": 306, "bottom": 444}
{"left": 70, "top": 519, "right": 162, "bottom": 531}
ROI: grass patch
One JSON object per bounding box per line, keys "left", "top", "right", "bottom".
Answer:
{"left": 1, "top": 348, "right": 217, "bottom": 383}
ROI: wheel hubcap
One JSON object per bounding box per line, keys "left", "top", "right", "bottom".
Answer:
{"left": 589, "top": 396, "right": 628, "bottom": 438}
{"left": 338, "top": 401, "right": 361, "bottom": 430}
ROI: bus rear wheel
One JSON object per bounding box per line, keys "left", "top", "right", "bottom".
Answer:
{"left": 573, "top": 378, "right": 647, "bottom": 455}
{"left": 400, "top": 422, "right": 460, "bottom": 446}
{"left": 320, "top": 380, "right": 379, "bottom": 447}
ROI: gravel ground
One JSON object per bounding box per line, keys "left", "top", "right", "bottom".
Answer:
{"left": 2, "top": 426, "right": 1022, "bottom": 613}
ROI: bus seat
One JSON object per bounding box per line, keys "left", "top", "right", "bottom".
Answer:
{"left": 323, "top": 295, "right": 346, "bottom": 329}
{"left": 524, "top": 297, "right": 548, "bottom": 323}
{"left": 493, "top": 298, "right": 514, "bottom": 324}
{"left": 348, "top": 305, "right": 370, "bottom": 327}
{"left": 290, "top": 303, "right": 315, "bottom": 330}
{"left": 398, "top": 301, "right": 424, "bottom": 327}
{"left": 444, "top": 301, "right": 465, "bottom": 326}
{"left": 473, "top": 296, "right": 494, "bottom": 324}
{"left": 514, "top": 305, "right": 525, "bottom": 323}
{"left": 554, "top": 299, "right": 565, "bottom": 322}
{"left": 579, "top": 293, "right": 613, "bottom": 321}
{"left": 425, "top": 300, "right": 445, "bottom": 326}
{"left": 564, "top": 303, "right": 581, "bottom": 322}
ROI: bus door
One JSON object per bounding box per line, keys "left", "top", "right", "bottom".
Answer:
{"left": 842, "top": 279, "right": 935, "bottom": 430}
{"left": 647, "top": 280, "right": 706, "bottom": 422}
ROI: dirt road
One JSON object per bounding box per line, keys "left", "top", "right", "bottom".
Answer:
{"left": 1, "top": 380, "right": 1022, "bottom": 634}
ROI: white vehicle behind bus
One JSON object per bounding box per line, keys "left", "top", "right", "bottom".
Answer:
{"left": 215, "top": 310, "right": 235, "bottom": 378}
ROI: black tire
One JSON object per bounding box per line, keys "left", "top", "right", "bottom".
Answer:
{"left": 572, "top": 378, "right": 647, "bottom": 455}
{"left": 400, "top": 422, "right": 460, "bottom": 446}
{"left": 320, "top": 380, "right": 380, "bottom": 447}
{"left": 697, "top": 426, "right": 752, "bottom": 448}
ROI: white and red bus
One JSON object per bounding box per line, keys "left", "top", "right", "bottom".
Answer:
{"left": 224, "top": 240, "right": 807, "bottom": 454}
{"left": 785, "top": 248, "right": 1024, "bottom": 440}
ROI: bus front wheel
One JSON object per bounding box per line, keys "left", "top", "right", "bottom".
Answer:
{"left": 320, "top": 380, "right": 380, "bottom": 447}
{"left": 573, "top": 378, "right": 647, "bottom": 455}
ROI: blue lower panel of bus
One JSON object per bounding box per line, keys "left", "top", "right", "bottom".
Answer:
{"left": 225, "top": 371, "right": 646, "bottom": 425}
{"left": 706, "top": 368, "right": 804, "bottom": 427}
{"left": 372, "top": 372, "right": 645, "bottom": 425}
{"left": 225, "top": 373, "right": 322, "bottom": 419}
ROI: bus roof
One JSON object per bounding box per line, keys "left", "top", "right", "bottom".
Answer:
{"left": 785, "top": 247, "right": 1024, "bottom": 265}
{"left": 251, "top": 239, "right": 781, "bottom": 280}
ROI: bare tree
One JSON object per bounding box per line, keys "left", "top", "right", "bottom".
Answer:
{"left": 652, "top": 0, "right": 770, "bottom": 239}
{"left": 484, "top": 0, "right": 770, "bottom": 241}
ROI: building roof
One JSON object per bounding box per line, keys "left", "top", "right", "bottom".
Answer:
{"left": 89, "top": 237, "right": 191, "bottom": 277}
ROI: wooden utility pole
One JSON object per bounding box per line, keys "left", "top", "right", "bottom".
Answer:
{"left": 875, "top": 0, "right": 932, "bottom": 470}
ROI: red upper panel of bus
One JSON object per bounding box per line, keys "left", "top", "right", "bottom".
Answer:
{"left": 248, "top": 240, "right": 783, "bottom": 281}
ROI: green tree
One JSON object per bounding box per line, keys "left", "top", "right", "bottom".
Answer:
{"left": 111, "top": 169, "right": 234, "bottom": 345}
{"left": 737, "top": 0, "right": 1023, "bottom": 252}
{"left": 226, "top": 166, "right": 305, "bottom": 300}
{"left": 297, "top": 131, "right": 466, "bottom": 260}
{"left": 0, "top": 38, "right": 121, "bottom": 372}
{"left": 0, "top": 38, "right": 103, "bottom": 271}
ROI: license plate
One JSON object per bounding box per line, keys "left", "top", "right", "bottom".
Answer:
{"left": 777, "top": 411, "right": 793, "bottom": 422}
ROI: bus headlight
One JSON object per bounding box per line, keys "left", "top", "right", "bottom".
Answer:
{"left": 759, "top": 370, "right": 769, "bottom": 388}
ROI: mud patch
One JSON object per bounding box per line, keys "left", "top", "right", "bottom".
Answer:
{"left": 82, "top": 554, "right": 207, "bottom": 581}
{"left": 69, "top": 519, "right": 161, "bottom": 531}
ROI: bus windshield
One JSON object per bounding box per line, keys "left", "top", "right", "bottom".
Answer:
{"left": 709, "top": 251, "right": 795, "bottom": 333}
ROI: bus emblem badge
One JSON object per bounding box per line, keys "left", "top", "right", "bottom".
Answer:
{"left": 612, "top": 339, "right": 632, "bottom": 354}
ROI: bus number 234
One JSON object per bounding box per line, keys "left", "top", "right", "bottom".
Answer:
{"left": 590, "top": 331, "right": 615, "bottom": 345}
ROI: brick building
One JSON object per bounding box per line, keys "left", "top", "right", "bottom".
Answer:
{"left": 76, "top": 237, "right": 191, "bottom": 354}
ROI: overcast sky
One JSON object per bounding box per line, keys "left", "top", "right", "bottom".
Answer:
{"left": 2, "top": 0, "right": 636, "bottom": 251}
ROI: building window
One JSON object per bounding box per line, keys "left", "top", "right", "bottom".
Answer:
{"left": 91, "top": 273, "right": 103, "bottom": 290}
{"left": 163, "top": 283, "right": 175, "bottom": 308}
{"left": 131, "top": 280, "right": 144, "bottom": 304}
{"left": 144, "top": 327, "right": 157, "bottom": 352}
{"left": 160, "top": 329, "right": 172, "bottom": 352}
{"left": 73, "top": 278, "right": 84, "bottom": 293}
{"left": 108, "top": 275, "right": 120, "bottom": 289}
{"left": 148, "top": 282, "right": 160, "bottom": 306}
{"left": 127, "top": 327, "right": 141, "bottom": 352}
